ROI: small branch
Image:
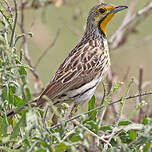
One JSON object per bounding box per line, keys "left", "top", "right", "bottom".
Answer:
{"left": 50, "top": 91, "right": 152, "bottom": 129}
{"left": 11, "top": 0, "right": 66, "bottom": 11}
{"left": 101, "top": 82, "right": 106, "bottom": 105}
{"left": 10, "top": 0, "right": 17, "bottom": 47}
{"left": 35, "top": 28, "right": 61, "bottom": 68}
{"left": 20, "top": 0, "right": 42, "bottom": 90}
{"left": 3, "top": 0, "right": 13, "bottom": 18}
{"left": 109, "top": 2, "right": 152, "bottom": 49}
{"left": 103, "top": 68, "right": 118, "bottom": 121}
{"left": 138, "top": 67, "right": 143, "bottom": 103}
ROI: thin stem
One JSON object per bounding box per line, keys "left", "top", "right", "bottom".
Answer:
{"left": 20, "top": 0, "right": 42, "bottom": 90}
{"left": 103, "top": 79, "right": 134, "bottom": 150}
{"left": 10, "top": 0, "right": 17, "bottom": 48}
{"left": 3, "top": 16, "right": 9, "bottom": 49}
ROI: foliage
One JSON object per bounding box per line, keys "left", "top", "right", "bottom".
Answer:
{"left": 0, "top": 1, "right": 152, "bottom": 151}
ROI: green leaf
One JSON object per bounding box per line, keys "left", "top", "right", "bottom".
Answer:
{"left": 118, "top": 121, "right": 132, "bottom": 126}
{"left": 71, "top": 135, "right": 82, "bottom": 142}
{"left": 88, "top": 96, "right": 97, "bottom": 120}
{"left": 129, "top": 130, "right": 136, "bottom": 141}
{"left": 19, "top": 66, "right": 27, "bottom": 75}
{"left": 28, "top": 32, "right": 33, "bottom": 37}
{"left": 118, "top": 130, "right": 131, "bottom": 144}
{"left": 142, "top": 115, "right": 148, "bottom": 125}
{"left": 10, "top": 85, "right": 16, "bottom": 93}
{"left": 36, "top": 149, "right": 46, "bottom": 152}
{"left": 38, "top": 109, "right": 44, "bottom": 118}
{"left": 14, "top": 95, "right": 25, "bottom": 107}
{"left": 38, "top": 141, "right": 49, "bottom": 148}
{"left": 8, "top": 88, "right": 14, "bottom": 104}
{"left": 19, "top": 66, "right": 27, "bottom": 85}
{"left": 22, "top": 138, "right": 30, "bottom": 149}
{"left": 55, "top": 143, "right": 68, "bottom": 152}
{"left": 0, "top": 60, "right": 2, "bottom": 67}
{"left": 25, "top": 88, "right": 31, "bottom": 101}
{"left": 0, "top": 116, "right": 8, "bottom": 136}
{"left": 100, "top": 125, "right": 113, "bottom": 131}
{"left": 1, "top": 85, "right": 8, "bottom": 101}
{"left": 84, "top": 120, "right": 98, "bottom": 134}
{"left": 104, "top": 82, "right": 122, "bottom": 106}
{"left": 15, "top": 58, "right": 21, "bottom": 64}
{"left": 11, "top": 111, "right": 26, "bottom": 138}
{"left": 143, "top": 141, "right": 151, "bottom": 152}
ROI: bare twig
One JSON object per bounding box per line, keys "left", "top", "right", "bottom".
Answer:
{"left": 107, "top": 69, "right": 118, "bottom": 118}
{"left": 101, "top": 82, "right": 106, "bottom": 105}
{"left": 137, "top": 67, "right": 144, "bottom": 122}
{"left": 103, "top": 68, "right": 118, "bottom": 121}
{"left": 20, "top": 0, "right": 42, "bottom": 90}
{"left": 35, "top": 28, "right": 61, "bottom": 68}
{"left": 60, "top": 17, "right": 81, "bottom": 37}
{"left": 109, "top": 2, "right": 152, "bottom": 49}
{"left": 138, "top": 67, "right": 143, "bottom": 103}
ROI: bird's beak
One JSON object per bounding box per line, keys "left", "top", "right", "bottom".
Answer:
{"left": 110, "top": 5, "right": 128, "bottom": 14}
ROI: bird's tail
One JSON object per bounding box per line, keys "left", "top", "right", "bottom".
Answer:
{"left": 4, "top": 96, "right": 44, "bottom": 117}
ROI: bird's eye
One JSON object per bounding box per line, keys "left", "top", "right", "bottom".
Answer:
{"left": 99, "top": 8, "right": 106, "bottom": 14}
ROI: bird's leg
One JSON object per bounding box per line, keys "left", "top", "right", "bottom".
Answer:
{"left": 64, "top": 103, "right": 79, "bottom": 130}
{"left": 69, "top": 103, "right": 79, "bottom": 118}
{"left": 52, "top": 114, "right": 58, "bottom": 125}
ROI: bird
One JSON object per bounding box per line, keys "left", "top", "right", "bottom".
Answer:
{"left": 36, "top": 2, "right": 128, "bottom": 116}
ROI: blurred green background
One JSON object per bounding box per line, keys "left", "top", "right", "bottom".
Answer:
{"left": 22, "top": 0, "right": 152, "bottom": 116}
{"left": 24, "top": 0, "right": 152, "bottom": 84}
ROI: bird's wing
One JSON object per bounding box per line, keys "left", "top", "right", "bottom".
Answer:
{"left": 37, "top": 38, "right": 107, "bottom": 106}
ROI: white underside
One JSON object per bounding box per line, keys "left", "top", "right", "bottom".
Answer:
{"left": 54, "top": 60, "right": 109, "bottom": 104}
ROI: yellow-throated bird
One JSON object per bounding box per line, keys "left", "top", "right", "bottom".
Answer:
{"left": 36, "top": 2, "right": 128, "bottom": 116}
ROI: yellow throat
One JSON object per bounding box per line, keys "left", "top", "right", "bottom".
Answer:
{"left": 99, "top": 6, "right": 116, "bottom": 36}
{"left": 100, "top": 13, "right": 115, "bottom": 36}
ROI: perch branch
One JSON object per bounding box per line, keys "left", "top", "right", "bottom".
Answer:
{"left": 50, "top": 91, "right": 152, "bottom": 129}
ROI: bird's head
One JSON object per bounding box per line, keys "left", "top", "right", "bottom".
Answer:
{"left": 87, "top": 3, "right": 128, "bottom": 36}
